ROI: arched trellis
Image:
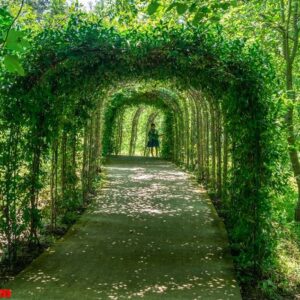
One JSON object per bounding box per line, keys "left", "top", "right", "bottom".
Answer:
{"left": 111, "top": 106, "right": 163, "bottom": 157}
{"left": 0, "top": 19, "right": 281, "bottom": 279}
{"left": 102, "top": 88, "right": 181, "bottom": 159}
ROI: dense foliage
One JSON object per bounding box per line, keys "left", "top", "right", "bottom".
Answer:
{"left": 0, "top": 1, "right": 299, "bottom": 298}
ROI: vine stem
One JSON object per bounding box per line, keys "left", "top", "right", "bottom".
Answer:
{"left": 1, "top": 0, "right": 25, "bottom": 51}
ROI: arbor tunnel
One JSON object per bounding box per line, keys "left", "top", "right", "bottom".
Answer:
{"left": 0, "top": 20, "right": 279, "bottom": 279}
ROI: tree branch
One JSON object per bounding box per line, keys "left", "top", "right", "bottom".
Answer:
{"left": 1, "top": 0, "right": 25, "bottom": 50}
{"left": 291, "top": 0, "right": 299, "bottom": 62}
{"left": 286, "top": 0, "right": 293, "bottom": 60}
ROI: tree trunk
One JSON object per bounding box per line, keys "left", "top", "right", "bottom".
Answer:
{"left": 280, "top": 0, "right": 300, "bottom": 220}
{"left": 129, "top": 107, "right": 143, "bottom": 156}
{"left": 285, "top": 64, "right": 300, "bottom": 220}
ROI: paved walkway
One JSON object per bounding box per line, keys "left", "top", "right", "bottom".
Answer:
{"left": 7, "top": 156, "right": 241, "bottom": 299}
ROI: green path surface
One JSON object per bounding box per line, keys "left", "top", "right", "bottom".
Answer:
{"left": 7, "top": 156, "right": 241, "bottom": 300}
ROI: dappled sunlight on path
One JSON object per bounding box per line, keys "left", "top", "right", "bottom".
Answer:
{"left": 7, "top": 156, "right": 241, "bottom": 299}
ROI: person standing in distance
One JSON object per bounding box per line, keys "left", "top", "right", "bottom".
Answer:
{"left": 147, "top": 123, "right": 161, "bottom": 157}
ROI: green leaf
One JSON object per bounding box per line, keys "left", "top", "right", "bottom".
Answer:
{"left": 176, "top": 3, "right": 189, "bottom": 15}
{"left": 189, "top": 3, "right": 197, "bottom": 13}
{"left": 4, "top": 29, "right": 28, "bottom": 52}
{"left": 166, "top": 3, "right": 177, "bottom": 13}
{"left": 3, "top": 55, "right": 25, "bottom": 76}
{"left": 210, "top": 15, "right": 221, "bottom": 22}
{"left": 192, "top": 5, "right": 211, "bottom": 26}
{"left": 192, "top": 11, "right": 204, "bottom": 26}
{"left": 0, "top": 8, "right": 13, "bottom": 29}
{"left": 219, "top": 2, "right": 231, "bottom": 10}
{"left": 147, "top": 1, "right": 160, "bottom": 15}
{"left": 199, "top": 6, "right": 210, "bottom": 14}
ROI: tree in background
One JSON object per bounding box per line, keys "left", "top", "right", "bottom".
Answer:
{"left": 50, "top": 0, "right": 67, "bottom": 15}
{"left": 25, "top": 0, "right": 50, "bottom": 15}
{"left": 220, "top": 0, "right": 300, "bottom": 220}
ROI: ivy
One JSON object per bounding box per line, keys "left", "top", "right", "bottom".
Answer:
{"left": 0, "top": 5, "right": 27, "bottom": 76}
{"left": 0, "top": 12, "right": 285, "bottom": 292}
{"left": 3, "top": 54, "right": 25, "bottom": 75}
{"left": 147, "top": 1, "right": 160, "bottom": 15}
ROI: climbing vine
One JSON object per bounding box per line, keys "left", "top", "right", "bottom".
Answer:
{"left": 0, "top": 12, "right": 285, "bottom": 292}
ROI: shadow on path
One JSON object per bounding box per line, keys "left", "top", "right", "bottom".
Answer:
{"left": 7, "top": 156, "right": 241, "bottom": 300}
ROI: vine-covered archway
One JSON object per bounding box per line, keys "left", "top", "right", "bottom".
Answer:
{"left": 102, "top": 87, "right": 184, "bottom": 159}
{"left": 0, "top": 17, "right": 281, "bottom": 282}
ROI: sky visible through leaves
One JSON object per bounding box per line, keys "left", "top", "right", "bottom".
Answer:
{"left": 69, "top": 0, "right": 98, "bottom": 10}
